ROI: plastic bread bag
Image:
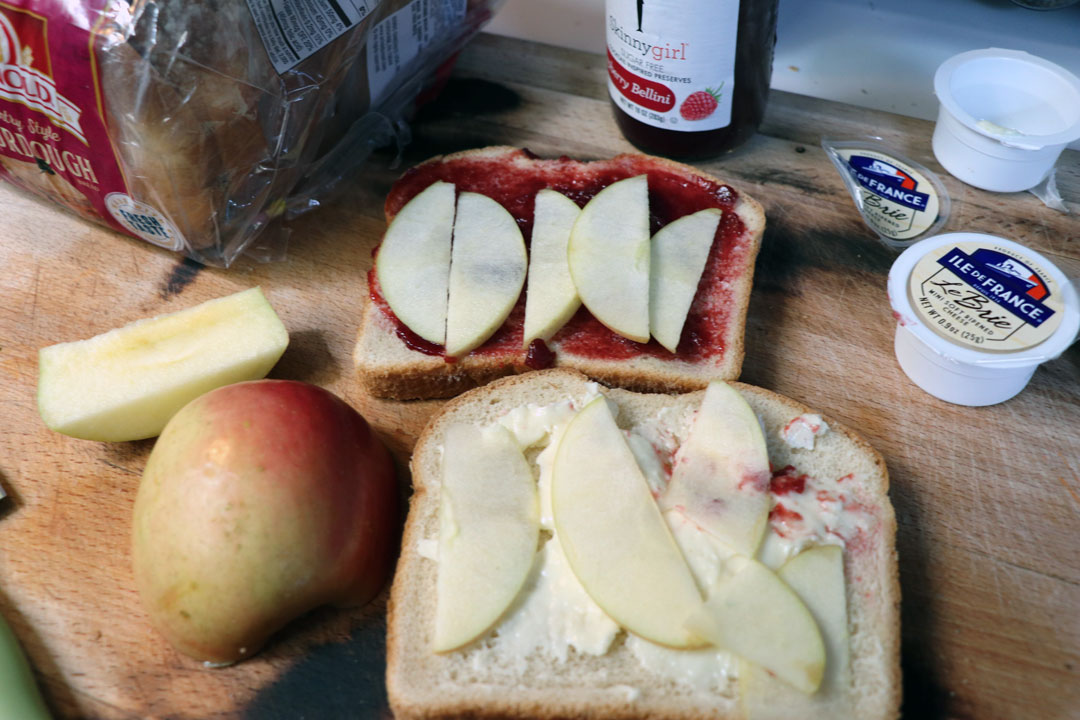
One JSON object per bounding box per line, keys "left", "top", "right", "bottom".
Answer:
{"left": 0, "top": 0, "right": 503, "bottom": 266}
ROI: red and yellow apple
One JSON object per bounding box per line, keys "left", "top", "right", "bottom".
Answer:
{"left": 132, "top": 380, "right": 399, "bottom": 665}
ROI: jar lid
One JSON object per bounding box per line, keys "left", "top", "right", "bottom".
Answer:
{"left": 888, "top": 232, "right": 1079, "bottom": 368}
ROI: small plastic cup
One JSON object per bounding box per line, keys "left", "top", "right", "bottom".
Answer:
{"left": 888, "top": 232, "right": 1079, "bottom": 406}
{"left": 932, "top": 48, "right": 1080, "bottom": 192}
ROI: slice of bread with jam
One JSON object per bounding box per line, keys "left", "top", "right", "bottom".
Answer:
{"left": 354, "top": 147, "right": 765, "bottom": 399}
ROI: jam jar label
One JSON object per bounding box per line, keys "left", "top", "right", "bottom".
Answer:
{"left": 606, "top": 0, "right": 738, "bottom": 132}
{"left": 835, "top": 149, "right": 940, "bottom": 242}
{"left": 908, "top": 240, "right": 1065, "bottom": 352}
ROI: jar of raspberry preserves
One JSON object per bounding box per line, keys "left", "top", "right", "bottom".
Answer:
{"left": 605, "top": 0, "right": 779, "bottom": 159}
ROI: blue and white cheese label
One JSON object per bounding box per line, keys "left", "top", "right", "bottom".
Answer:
{"left": 908, "top": 239, "right": 1065, "bottom": 352}
{"left": 834, "top": 148, "right": 940, "bottom": 242}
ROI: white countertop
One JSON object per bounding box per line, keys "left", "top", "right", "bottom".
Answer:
{"left": 486, "top": 0, "right": 1080, "bottom": 126}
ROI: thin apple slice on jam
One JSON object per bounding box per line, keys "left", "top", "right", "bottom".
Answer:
{"left": 434, "top": 423, "right": 540, "bottom": 652}
{"left": 567, "top": 174, "right": 651, "bottom": 343}
{"left": 660, "top": 380, "right": 771, "bottom": 557}
{"left": 445, "top": 192, "right": 528, "bottom": 358}
{"left": 649, "top": 208, "right": 722, "bottom": 353}
{"left": 551, "top": 396, "right": 705, "bottom": 649}
{"left": 522, "top": 189, "right": 583, "bottom": 348}
{"left": 375, "top": 180, "right": 456, "bottom": 345}
{"left": 685, "top": 555, "right": 826, "bottom": 694}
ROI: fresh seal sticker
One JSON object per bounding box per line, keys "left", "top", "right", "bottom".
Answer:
{"left": 106, "top": 193, "right": 185, "bottom": 251}
{"left": 908, "top": 239, "right": 1065, "bottom": 352}
{"left": 823, "top": 137, "right": 950, "bottom": 249}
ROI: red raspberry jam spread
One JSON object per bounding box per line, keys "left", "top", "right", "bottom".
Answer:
{"left": 371, "top": 149, "right": 752, "bottom": 363}
{"left": 768, "top": 504, "right": 804, "bottom": 534}
{"left": 769, "top": 465, "right": 808, "bottom": 496}
{"left": 525, "top": 339, "right": 557, "bottom": 370}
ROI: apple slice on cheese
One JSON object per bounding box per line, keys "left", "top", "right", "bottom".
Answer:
{"left": 649, "top": 208, "right": 721, "bottom": 353}
{"left": 434, "top": 423, "right": 540, "bottom": 652}
{"left": 375, "top": 181, "right": 456, "bottom": 345}
{"left": 445, "top": 192, "right": 528, "bottom": 358}
{"left": 779, "top": 545, "right": 850, "bottom": 693}
{"left": 567, "top": 175, "right": 651, "bottom": 343}
{"left": 522, "top": 189, "right": 582, "bottom": 347}
{"left": 685, "top": 555, "right": 826, "bottom": 694}
{"left": 551, "top": 396, "right": 705, "bottom": 649}
{"left": 661, "top": 381, "right": 771, "bottom": 557}
{"left": 741, "top": 545, "right": 852, "bottom": 711}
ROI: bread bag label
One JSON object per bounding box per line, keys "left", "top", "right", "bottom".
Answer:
{"left": 366, "top": 0, "right": 464, "bottom": 106}
{"left": 245, "top": 0, "right": 381, "bottom": 74}
{"left": 907, "top": 239, "right": 1065, "bottom": 352}
{"left": 0, "top": 0, "right": 184, "bottom": 249}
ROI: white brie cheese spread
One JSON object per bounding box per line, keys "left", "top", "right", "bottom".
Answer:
{"left": 781, "top": 413, "right": 829, "bottom": 450}
{"left": 426, "top": 388, "right": 866, "bottom": 692}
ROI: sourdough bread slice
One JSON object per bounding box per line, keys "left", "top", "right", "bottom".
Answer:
{"left": 354, "top": 147, "right": 766, "bottom": 399}
{"left": 387, "top": 369, "right": 901, "bottom": 720}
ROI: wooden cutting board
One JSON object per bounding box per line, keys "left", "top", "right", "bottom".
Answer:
{"left": 0, "top": 33, "right": 1077, "bottom": 720}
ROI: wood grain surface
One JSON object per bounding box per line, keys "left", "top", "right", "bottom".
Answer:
{"left": 1, "top": 33, "right": 1078, "bottom": 720}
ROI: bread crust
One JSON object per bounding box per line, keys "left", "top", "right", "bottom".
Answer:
{"left": 354, "top": 148, "right": 766, "bottom": 399}
{"left": 387, "top": 369, "right": 900, "bottom": 720}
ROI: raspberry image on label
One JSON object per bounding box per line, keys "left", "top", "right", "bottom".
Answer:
{"left": 680, "top": 86, "right": 723, "bottom": 121}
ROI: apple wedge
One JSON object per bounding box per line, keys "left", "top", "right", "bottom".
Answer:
{"left": 685, "top": 555, "right": 826, "bottom": 694}
{"left": 522, "top": 189, "right": 582, "bottom": 347}
{"left": 445, "top": 192, "right": 528, "bottom": 358}
{"left": 567, "top": 175, "right": 651, "bottom": 343}
{"left": 375, "top": 180, "right": 456, "bottom": 345}
{"left": 649, "top": 208, "right": 721, "bottom": 353}
{"left": 660, "top": 381, "right": 770, "bottom": 557}
{"left": 434, "top": 423, "right": 539, "bottom": 652}
{"left": 551, "top": 396, "right": 704, "bottom": 649}
{"left": 37, "top": 287, "right": 288, "bottom": 442}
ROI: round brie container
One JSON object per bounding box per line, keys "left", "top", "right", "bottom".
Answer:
{"left": 887, "top": 232, "right": 1079, "bottom": 406}
{"left": 932, "top": 48, "right": 1080, "bottom": 193}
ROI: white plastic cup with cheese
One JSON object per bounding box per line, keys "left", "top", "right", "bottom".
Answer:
{"left": 888, "top": 232, "right": 1079, "bottom": 406}
{"left": 932, "top": 48, "right": 1080, "bottom": 193}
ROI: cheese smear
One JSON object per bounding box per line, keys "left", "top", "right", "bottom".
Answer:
{"left": 422, "top": 387, "right": 861, "bottom": 693}
{"left": 781, "top": 413, "right": 829, "bottom": 450}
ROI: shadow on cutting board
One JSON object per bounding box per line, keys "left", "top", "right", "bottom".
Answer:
{"left": 242, "top": 609, "right": 392, "bottom": 720}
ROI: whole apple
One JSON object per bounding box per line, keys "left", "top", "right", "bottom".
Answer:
{"left": 132, "top": 380, "right": 399, "bottom": 665}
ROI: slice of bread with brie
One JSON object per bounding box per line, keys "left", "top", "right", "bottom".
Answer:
{"left": 386, "top": 369, "right": 900, "bottom": 720}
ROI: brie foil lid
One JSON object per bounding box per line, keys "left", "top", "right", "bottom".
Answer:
{"left": 823, "top": 136, "right": 951, "bottom": 250}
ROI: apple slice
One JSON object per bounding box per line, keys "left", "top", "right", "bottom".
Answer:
{"left": 522, "top": 189, "right": 582, "bottom": 347}
{"left": 375, "top": 180, "right": 456, "bottom": 344}
{"left": 685, "top": 555, "right": 826, "bottom": 694}
{"left": 434, "top": 423, "right": 539, "bottom": 652}
{"left": 740, "top": 545, "right": 852, "bottom": 714}
{"left": 660, "top": 381, "right": 770, "bottom": 557}
{"left": 551, "top": 396, "right": 705, "bottom": 648}
{"left": 37, "top": 287, "right": 288, "bottom": 442}
{"left": 779, "top": 546, "right": 850, "bottom": 692}
{"left": 445, "top": 192, "right": 528, "bottom": 358}
{"left": 567, "top": 174, "right": 650, "bottom": 343}
{"left": 649, "top": 208, "right": 721, "bottom": 353}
